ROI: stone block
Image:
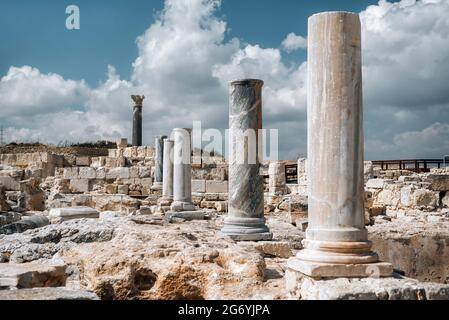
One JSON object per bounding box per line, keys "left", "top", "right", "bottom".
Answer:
{"left": 369, "top": 206, "right": 386, "bottom": 217}
{"left": 117, "top": 185, "right": 129, "bottom": 195}
{"left": 78, "top": 167, "right": 96, "bottom": 179}
{"left": 123, "top": 148, "right": 132, "bottom": 158}
{"left": 138, "top": 167, "right": 152, "bottom": 178}
{"left": 63, "top": 167, "right": 79, "bottom": 179}
{"left": 140, "top": 178, "right": 153, "bottom": 188}
{"left": 96, "top": 167, "right": 106, "bottom": 179}
{"left": 192, "top": 180, "right": 206, "bottom": 193}
{"left": 424, "top": 174, "right": 449, "bottom": 191}
{"left": 205, "top": 181, "right": 228, "bottom": 193}
{"left": 205, "top": 193, "right": 219, "bottom": 201}
{"left": 49, "top": 206, "right": 99, "bottom": 222}
{"left": 137, "top": 147, "right": 147, "bottom": 158}
{"left": 69, "top": 179, "right": 90, "bottom": 193}
{"left": 130, "top": 167, "right": 139, "bottom": 179}
{"left": 0, "top": 176, "right": 21, "bottom": 191}
{"left": 200, "top": 200, "right": 216, "bottom": 209}
{"left": 106, "top": 167, "right": 130, "bottom": 180}
{"left": 108, "top": 149, "right": 117, "bottom": 158}
{"left": 105, "top": 157, "right": 118, "bottom": 168}
{"left": 366, "top": 179, "right": 386, "bottom": 189}
{"left": 91, "top": 157, "right": 106, "bottom": 168}
{"left": 105, "top": 184, "right": 118, "bottom": 194}
{"left": 218, "top": 193, "right": 228, "bottom": 201}
{"left": 0, "top": 263, "right": 67, "bottom": 289}
{"left": 413, "top": 189, "right": 438, "bottom": 208}
{"left": 146, "top": 148, "right": 155, "bottom": 158}
{"left": 375, "top": 189, "right": 400, "bottom": 207}
{"left": 215, "top": 201, "right": 228, "bottom": 213}
{"left": 76, "top": 156, "right": 91, "bottom": 167}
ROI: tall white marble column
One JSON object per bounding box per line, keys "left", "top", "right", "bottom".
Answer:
{"left": 170, "top": 128, "right": 196, "bottom": 212}
{"left": 161, "top": 139, "right": 174, "bottom": 204}
{"left": 152, "top": 135, "right": 167, "bottom": 191}
{"left": 287, "top": 12, "right": 392, "bottom": 278}
{"left": 221, "top": 79, "right": 272, "bottom": 241}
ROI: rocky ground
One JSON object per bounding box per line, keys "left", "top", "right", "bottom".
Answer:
{"left": 0, "top": 212, "right": 304, "bottom": 300}
{"left": 1, "top": 209, "right": 449, "bottom": 300}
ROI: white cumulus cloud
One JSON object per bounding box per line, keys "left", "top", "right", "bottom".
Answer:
{"left": 281, "top": 32, "right": 307, "bottom": 52}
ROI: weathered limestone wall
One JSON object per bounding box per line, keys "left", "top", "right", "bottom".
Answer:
{"left": 365, "top": 171, "right": 449, "bottom": 222}
{"left": 0, "top": 152, "right": 64, "bottom": 179}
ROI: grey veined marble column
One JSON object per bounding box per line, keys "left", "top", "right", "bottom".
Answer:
{"left": 161, "top": 138, "right": 174, "bottom": 202}
{"left": 131, "top": 95, "right": 145, "bottom": 147}
{"left": 152, "top": 135, "right": 167, "bottom": 191}
{"left": 287, "top": 12, "right": 393, "bottom": 278}
{"left": 170, "top": 128, "right": 196, "bottom": 212}
{"left": 221, "top": 79, "right": 272, "bottom": 241}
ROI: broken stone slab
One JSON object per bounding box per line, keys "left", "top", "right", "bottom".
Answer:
{"left": 286, "top": 271, "right": 449, "bottom": 300}
{"left": 0, "top": 263, "right": 67, "bottom": 289}
{"left": 0, "top": 287, "right": 99, "bottom": 300}
{"left": 49, "top": 206, "right": 99, "bottom": 223}
{"left": 0, "top": 215, "right": 50, "bottom": 235}
{"left": 130, "top": 216, "right": 166, "bottom": 226}
{"left": 166, "top": 211, "right": 207, "bottom": 222}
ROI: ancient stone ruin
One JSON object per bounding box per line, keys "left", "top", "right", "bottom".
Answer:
{"left": 1, "top": 11, "right": 449, "bottom": 301}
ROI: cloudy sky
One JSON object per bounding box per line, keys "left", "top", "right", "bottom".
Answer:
{"left": 1, "top": 0, "right": 448, "bottom": 160}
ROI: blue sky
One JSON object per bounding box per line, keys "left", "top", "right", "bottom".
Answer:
{"left": 0, "top": 0, "right": 448, "bottom": 160}
{"left": 1, "top": 0, "right": 384, "bottom": 86}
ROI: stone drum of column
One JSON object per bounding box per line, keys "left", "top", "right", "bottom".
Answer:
{"left": 287, "top": 12, "right": 392, "bottom": 278}
{"left": 152, "top": 135, "right": 167, "bottom": 190}
{"left": 170, "top": 128, "right": 195, "bottom": 212}
{"left": 221, "top": 79, "right": 272, "bottom": 241}
{"left": 162, "top": 139, "right": 174, "bottom": 202}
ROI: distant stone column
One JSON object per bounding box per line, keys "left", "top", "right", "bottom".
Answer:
{"left": 170, "top": 128, "right": 195, "bottom": 212}
{"left": 287, "top": 12, "right": 392, "bottom": 278}
{"left": 268, "top": 161, "right": 286, "bottom": 196}
{"left": 221, "top": 79, "right": 272, "bottom": 241}
{"left": 161, "top": 138, "right": 174, "bottom": 203}
{"left": 131, "top": 95, "right": 145, "bottom": 147}
{"left": 152, "top": 135, "right": 167, "bottom": 191}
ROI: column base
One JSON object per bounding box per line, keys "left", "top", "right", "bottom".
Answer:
{"left": 287, "top": 257, "right": 394, "bottom": 279}
{"left": 287, "top": 238, "right": 394, "bottom": 278}
{"left": 221, "top": 217, "right": 273, "bottom": 241}
{"left": 170, "top": 201, "right": 196, "bottom": 212}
